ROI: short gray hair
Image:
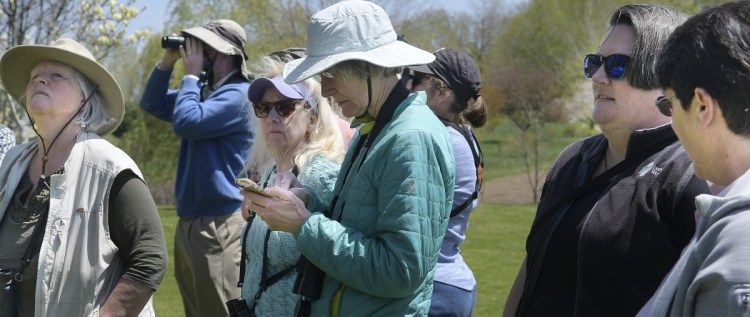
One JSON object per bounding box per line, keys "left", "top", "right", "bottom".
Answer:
{"left": 608, "top": 4, "right": 687, "bottom": 90}
{"left": 73, "top": 69, "right": 116, "bottom": 134}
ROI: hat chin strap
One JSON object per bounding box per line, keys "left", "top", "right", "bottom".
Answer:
{"left": 199, "top": 54, "right": 218, "bottom": 86}
{"left": 355, "top": 68, "right": 373, "bottom": 119}
{"left": 199, "top": 54, "right": 218, "bottom": 101}
{"left": 27, "top": 88, "right": 97, "bottom": 181}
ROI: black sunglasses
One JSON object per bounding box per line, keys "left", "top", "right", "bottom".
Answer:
{"left": 655, "top": 96, "right": 676, "bottom": 117}
{"left": 583, "top": 54, "right": 631, "bottom": 79}
{"left": 253, "top": 100, "right": 302, "bottom": 118}
{"left": 268, "top": 48, "right": 307, "bottom": 63}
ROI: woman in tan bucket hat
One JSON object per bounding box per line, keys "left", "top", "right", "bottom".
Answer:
{"left": 0, "top": 38, "right": 167, "bottom": 317}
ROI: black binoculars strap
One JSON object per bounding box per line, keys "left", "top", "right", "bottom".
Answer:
{"left": 237, "top": 217, "right": 253, "bottom": 288}
{"left": 292, "top": 86, "right": 409, "bottom": 317}
{"left": 440, "top": 118, "right": 484, "bottom": 218}
{"left": 246, "top": 227, "right": 297, "bottom": 311}
{"left": 326, "top": 84, "right": 405, "bottom": 221}
{"left": 238, "top": 164, "right": 300, "bottom": 288}
{"left": 236, "top": 165, "right": 301, "bottom": 316}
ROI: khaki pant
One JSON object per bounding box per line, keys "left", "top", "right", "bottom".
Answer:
{"left": 175, "top": 212, "right": 244, "bottom": 317}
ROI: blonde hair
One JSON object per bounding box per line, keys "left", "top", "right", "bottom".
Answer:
{"left": 243, "top": 56, "right": 346, "bottom": 179}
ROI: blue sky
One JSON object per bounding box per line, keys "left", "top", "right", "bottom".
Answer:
{"left": 128, "top": 0, "right": 525, "bottom": 34}
{"left": 128, "top": 1, "right": 168, "bottom": 33}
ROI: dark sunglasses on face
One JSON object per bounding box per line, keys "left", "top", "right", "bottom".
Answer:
{"left": 253, "top": 99, "right": 303, "bottom": 118}
{"left": 583, "top": 54, "right": 631, "bottom": 79}
{"left": 655, "top": 95, "right": 676, "bottom": 117}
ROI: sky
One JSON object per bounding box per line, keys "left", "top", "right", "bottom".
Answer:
{"left": 127, "top": 0, "right": 525, "bottom": 34}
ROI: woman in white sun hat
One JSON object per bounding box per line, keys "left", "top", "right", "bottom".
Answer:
{"left": 0, "top": 38, "right": 167, "bottom": 317}
{"left": 241, "top": 1, "right": 456, "bottom": 316}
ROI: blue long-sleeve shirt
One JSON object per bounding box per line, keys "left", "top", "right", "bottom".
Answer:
{"left": 433, "top": 124, "right": 478, "bottom": 291}
{"left": 140, "top": 67, "right": 254, "bottom": 217}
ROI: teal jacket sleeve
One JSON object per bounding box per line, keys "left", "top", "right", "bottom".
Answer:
{"left": 296, "top": 128, "right": 454, "bottom": 298}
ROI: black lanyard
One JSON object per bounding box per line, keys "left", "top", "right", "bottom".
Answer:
{"left": 239, "top": 165, "right": 299, "bottom": 312}
{"left": 325, "top": 84, "right": 409, "bottom": 221}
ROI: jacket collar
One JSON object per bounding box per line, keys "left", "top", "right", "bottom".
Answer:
{"left": 625, "top": 124, "right": 678, "bottom": 159}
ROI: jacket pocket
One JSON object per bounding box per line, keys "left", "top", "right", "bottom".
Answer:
{"left": 730, "top": 284, "right": 750, "bottom": 317}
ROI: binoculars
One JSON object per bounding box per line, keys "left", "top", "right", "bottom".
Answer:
{"left": 161, "top": 35, "right": 186, "bottom": 49}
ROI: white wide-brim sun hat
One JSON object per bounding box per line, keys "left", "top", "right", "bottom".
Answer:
{"left": 0, "top": 38, "right": 124, "bottom": 136}
{"left": 283, "top": 0, "right": 435, "bottom": 84}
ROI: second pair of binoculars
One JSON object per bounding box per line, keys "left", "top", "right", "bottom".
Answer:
{"left": 161, "top": 35, "right": 189, "bottom": 49}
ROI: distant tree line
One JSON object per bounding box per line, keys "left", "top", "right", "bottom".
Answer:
{"left": 0, "top": 0, "right": 730, "bottom": 204}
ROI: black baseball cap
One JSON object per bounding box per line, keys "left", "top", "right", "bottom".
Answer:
{"left": 409, "top": 48, "right": 481, "bottom": 102}
{"left": 269, "top": 48, "right": 307, "bottom": 63}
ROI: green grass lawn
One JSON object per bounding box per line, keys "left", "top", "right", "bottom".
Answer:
{"left": 153, "top": 206, "right": 184, "bottom": 317}
{"left": 152, "top": 203, "right": 535, "bottom": 317}
{"left": 463, "top": 203, "right": 535, "bottom": 316}
{"left": 475, "top": 119, "right": 597, "bottom": 180}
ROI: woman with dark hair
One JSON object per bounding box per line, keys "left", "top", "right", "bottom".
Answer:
{"left": 408, "top": 48, "right": 486, "bottom": 317}
{"left": 504, "top": 5, "right": 708, "bottom": 317}
{"left": 642, "top": 2, "right": 750, "bottom": 315}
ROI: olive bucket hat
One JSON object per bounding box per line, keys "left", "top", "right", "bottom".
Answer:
{"left": 0, "top": 38, "right": 124, "bottom": 136}
{"left": 182, "top": 19, "right": 251, "bottom": 80}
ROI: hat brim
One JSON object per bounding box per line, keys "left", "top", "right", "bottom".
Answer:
{"left": 283, "top": 40, "right": 435, "bottom": 83}
{"left": 182, "top": 26, "right": 243, "bottom": 56}
{"left": 0, "top": 45, "right": 124, "bottom": 136}
{"left": 248, "top": 77, "right": 307, "bottom": 103}
{"left": 407, "top": 64, "right": 434, "bottom": 75}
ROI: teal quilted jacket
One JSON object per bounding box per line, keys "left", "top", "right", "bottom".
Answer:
{"left": 297, "top": 91, "right": 455, "bottom": 316}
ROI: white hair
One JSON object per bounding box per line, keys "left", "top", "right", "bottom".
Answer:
{"left": 243, "top": 56, "right": 347, "bottom": 179}
{"left": 73, "top": 69, "right": 115, "bottom": 134}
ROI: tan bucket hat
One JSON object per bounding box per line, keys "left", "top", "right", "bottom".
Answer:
{"left": 0, "top": 38, "right": 124, "bottom": 136}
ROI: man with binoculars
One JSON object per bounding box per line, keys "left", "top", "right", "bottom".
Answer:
{"left": 139, "top": 19, "right": 255, "bottom": 317}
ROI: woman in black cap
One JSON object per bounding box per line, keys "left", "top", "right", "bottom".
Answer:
{"left": 408, "top": 48, "right": 486, "bottom": 317}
